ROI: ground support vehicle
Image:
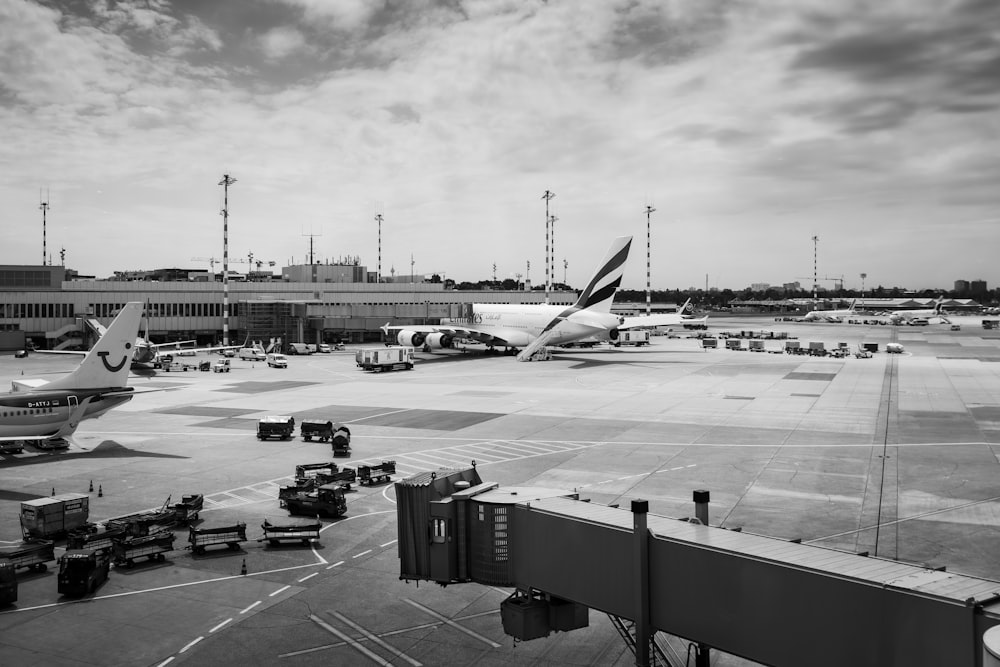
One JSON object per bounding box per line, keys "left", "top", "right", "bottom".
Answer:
{"left": 266, "top": 353, "right": 288, "bottom": 368}
{"left": 67, "top": 525, "right": 127, "bottom": 551}
{"left": 0, "top": 540, "right": 56, "bottom": 572}
{"left": 20, "top": 493, "right": 90, "bottom": 539}
{"left": 0, "top": 560, "right": 16, "bottom": 605}
{"left": 189, "top": 523, "right": 247, "bottom": 554}
{"left": 613, "top": 330, "right": 651, "bottom": 347}
{"left": 172, "top": 494, "right": 204, "bottom": 523}
{"left": 239, "top": 347, "right": 267, "bottom": 361}
{"left": 295, "top": 462, "right": 340, "bottom": 482}
{"left": 258, "top": 415, "right": 295, "bottom": 440}
{"left": 261, "top": 517, "right": 321, "bottom": 546}
{"left": 332, "top": 423, "right": 351, "bottom": 457}
{"left": 57, "top": 549, "right": 111, "bottom": 596}
{"left": 286, "top": 342, "right": 314, "bottom": 355}
{"left": 301, "top": 419, "right": 334, "bottom": 442}
{"left": 105, "top": 508, "right": 178, "bottom": 537}
{"left": 356, "top": 346, "right": 414, "bottom": 372}
{"left": 113, "top": 531, "right": 176, "bottom": 568}
{"left": 212, "top": 359, "right": 231, "bottom": 372}
{"left": 284, "top": 484, "right": 347, "bottom": 518}
{"left": 359, "top": 461, "right": 396, "bottom": 486}
{"left": 0, "top": 440, "right": 25, "bottom": 454}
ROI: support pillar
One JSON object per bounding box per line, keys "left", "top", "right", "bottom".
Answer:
{"left": 632, "top": 499, "right": 650, "bottom": 667}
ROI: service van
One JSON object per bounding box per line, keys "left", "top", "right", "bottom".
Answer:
{"left": 239, "top": 348, "right": 266, "bottom": 361}
{"left": 286, "top": 343, "right": 313, "bottom": 355}
{"left": 266, "top": 353, "right": 288, "bottom": 368}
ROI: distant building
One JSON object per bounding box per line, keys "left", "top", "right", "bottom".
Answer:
{"left": 783, "top": 282, "right": 801, "bottom": 292}
{"left": 971, "top": 280, "right": 988, "bottom": 293}
{"left": 750, "top": 282, "right": 771, "bottom": 292}
{"left": 955, "top": 279, "right": 970, "bottom": 292}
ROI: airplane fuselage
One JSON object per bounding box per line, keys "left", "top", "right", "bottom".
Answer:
{"left": 0, "top": 389, "right": 133, "bottom": 440}
{"left": 442, "top": 303, "right": 621, "bottom": 348}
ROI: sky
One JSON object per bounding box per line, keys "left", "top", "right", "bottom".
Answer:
{"left": 1, "top": 0, "right": 999, "bottom": 292}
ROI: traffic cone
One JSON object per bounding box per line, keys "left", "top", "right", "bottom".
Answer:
{"left": 98, "top": 485, "right": 103, "bottom": 497}
{"left": 89, "top": 480, "right": 94, "bottom": 492}
{"left": 51, "top": 487, "right": 55, "bottom": 496}
{"left": 241, "top": 558, "right": 247, "bottom": 575}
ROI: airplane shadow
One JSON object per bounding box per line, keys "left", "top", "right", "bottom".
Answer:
{"left": 1, "top": 440, "right": 188, "bottom": 469}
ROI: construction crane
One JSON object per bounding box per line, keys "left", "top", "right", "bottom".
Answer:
{"left": 795, "top": 275, "right": 845, "bottom": 292}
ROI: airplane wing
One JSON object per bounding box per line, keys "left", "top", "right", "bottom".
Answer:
{"left": 619, "top": 314, "right": 686, "bottom": 329}
{"left": 381, "top": 323, "right": 512, "bottom": 347}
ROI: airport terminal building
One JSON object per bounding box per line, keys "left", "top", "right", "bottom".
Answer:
{"left": 0, "top": 264, "right": 561, "bottom": 351}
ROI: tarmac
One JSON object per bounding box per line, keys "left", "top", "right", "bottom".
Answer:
{"left": 1, "top": 314, "right": 999, "bottom": 666}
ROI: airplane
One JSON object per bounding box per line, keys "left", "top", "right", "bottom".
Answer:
{"left": 800, "top": 299, "right": 858, "bottom": 323}
{"left": 0, "top": 301, "right": 143, "bottom": 446}
{"left": 887, "top": 298, "right": 949, "bottom": 325}
{"left": 382, "top": 236, "right": 638, "bottom": 360}
{"left": 619, "top": 298, "right": 709, "bottom": 331}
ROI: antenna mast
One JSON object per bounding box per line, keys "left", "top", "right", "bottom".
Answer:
{"left": 39, "top": 189, "right": 50, "bottom": 266}
{"left": 218, "top": 174, "right": 237, "bottom": 346}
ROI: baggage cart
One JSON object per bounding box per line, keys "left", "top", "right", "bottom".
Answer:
{"left": 331, "top": 423, "right": 351, "bottom": 457}
{"left": 284, "top": 484, "right": 347, "bottom": 518}
{"left": 258, "top": 415, "right": 295, "bottom": 440}
{"left": 172, "top": 494, "right": 204, "bottom": 523}
{"left": 0, "top": 539, "right": 55, "bottom": 572}
{"left": 58, "top": 549, "right": 111, "bottom": 596}
{"left": 0, "top": 560, "right": 16, "bottom": 606}
{"left": 358, "top": 461, "right": 395, "bottom": 486}
{"left": 105, "top": 507, "right": 178, "bottom": 537}
{"left": 260, "top": 517, "right": 321, "bottom": 546}
{"left": 113, "top": 531, "right": 176, "bottom": 567}
{"left": 188, "top": 522, "right": 247, "bottom": 554}
{"left": 300, "top": 419, "right": 334, "bottom": 442}
{"left": 67, "top": 525, "right": 127, "bottom": 551}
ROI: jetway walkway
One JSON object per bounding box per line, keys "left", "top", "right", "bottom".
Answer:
{"left": 396, "top": 469, "right": 1000, "bottom": 667}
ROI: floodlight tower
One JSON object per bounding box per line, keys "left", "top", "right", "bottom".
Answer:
{"left": 645, "top": 204, "right": 656, "bottom": 317}
{"left": 542, "top": 190, "right": 555, "bottom": 303}
{"left": 860, "top": 272, "right": 867, "bottom": 308}
{"left": 563, "top": 258, "right": 568, "bottom": 285}
{"left": 811, "top": 235, "right": 819, "bottom": 301}
{"left": 374, "top": 211, "right": 384, "bottom": 283}
{"left": 219, "top": 174, "right": 237, "bottom": 346}
{"left": 39, "top": 190, "right": 50, "bottom": 266}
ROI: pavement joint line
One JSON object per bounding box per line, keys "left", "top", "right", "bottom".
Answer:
{"left": 269, "top": 585, "right": 291, "bottom": 597}
{"left": 308, "top": 614, "right": 392, "bottom": 666}
{"left": 330, "top": 610, "right": 424, "bottom": 667}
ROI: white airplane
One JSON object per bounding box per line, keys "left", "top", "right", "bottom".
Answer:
{"left": 0, "top": 302, "right": 143, "bottom": 445}
{"left": 800, "top": 299, "right": 858, "bottom": 323}
{"left": 888, "top": 298, "right": 949, "bottom": 325}
{"left": 382, "top": 236, "right": 639, "bottom": 360}
{"left": 619, "top": 298, "right": 709, "bottom": 331}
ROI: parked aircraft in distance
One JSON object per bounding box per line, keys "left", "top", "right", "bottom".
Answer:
{"left": 618, "top": 299, "right": 709, "bottom": 331}
{"left": 888, "top": 299, "right": 949, "bottom": 325}
{"left": 383, "top": 236, "right": 639, "bottom": 360}
{"left": 800, "top": 299, "right": 858, "bottom": 323}
{"left": 0, "top": 302, "right": 143, "bottom": 445}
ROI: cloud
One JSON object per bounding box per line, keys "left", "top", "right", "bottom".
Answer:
{"left": 257, "top": 26, "right": 308, "bottom": 60}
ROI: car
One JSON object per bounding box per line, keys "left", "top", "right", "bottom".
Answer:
{"left": 317, "top": 344, "right": 332, "bottom": 353}
{"left": 14, "top": 350, "right": 29, "bottom": 358}
{"left": 886, "top": 343, "right": 905, "bottom": 354}
{"left": 223, "top": 348, "right": 236, "bottom": 357}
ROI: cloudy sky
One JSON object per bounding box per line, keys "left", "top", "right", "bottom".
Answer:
{"left": 2, "top": 0, "right": 998, "bottom": 291}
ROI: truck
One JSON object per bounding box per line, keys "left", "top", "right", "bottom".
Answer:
{"left": 331, "top": 423, "right": 351, "bottom": 457}
{"left": 258, "top": 415, "right": 295, "bottom": 440}
{"left": 0, "top": 559, "right": 16, "bottom": 606}
{"left": 0, "top": 539, "right": 56, "bottom": 572}
{"left": 20, "top": 493, "right": 90, "bottom": 539}
{"left": 172, "top": 494, "right": 204, "bottom": 523}
{"left": 188, "top": 522, "right": 248, "bottom": 555}
{"left": 260, "top": 517, "right": 322, "bottom": 546}
{"left": 284, "top": 484, "right": 347, "bottom": 518}
{"left": 300, "top": 419, "right": 335, "bottom": 442}
{"left": 113, "top": 531, "right": 176, "bottom": 568}
{"left": 356, "top": 346, "right": 414, "bottom": 372}
{"left": 57, "top": 549, "right": 111, "bottom": 596}
{"left": 358, "top": 460, "right": 396, "bottom": 486}
{"left": 612, "top": 330, "right": 651, "bottom": 347}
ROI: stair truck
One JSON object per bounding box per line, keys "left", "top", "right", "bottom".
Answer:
{"left": 359, "top": 461, "right": 396, "bottom": 486}
{"left": 284, "top": 484, "right": 347, "bottom": 518}
{"left": 57, "top": 548, "right": 111, "bottom": 596}
{"left": 0, "top": 539, "right": 56, "bottom": 572}
{"left": 188, "top": 522, "right": 248, "bottom": 554}
{"left": 113, "top": 531, "right": 176, "bottom": 568}
{"left": 0, "top": 560, "right": 16, "bottom": 606}
{"left": 331, "top": 423, "right": 351, "bottom": 457}
{"left": 257, "top": 415, "right": 295, "bottom": 441}
{"left": 260, "top": 517, "right": 322, "bottom": 546}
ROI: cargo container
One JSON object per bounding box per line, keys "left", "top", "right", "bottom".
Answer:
{"left": 612, "top": 330, "right": 650, "bottom": 347}
{"left": 20, "top": 493, "right": 90, "bottom": 539}
{"left": 258, "top": 415, "right": 295, "bottom": 440}
{"left": 356, "top": 346, "right": 414, "bottom": 372}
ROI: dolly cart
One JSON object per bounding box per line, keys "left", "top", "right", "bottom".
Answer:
{"left": 358, "top": 460, "right": 396, "bottom": 486}
{"left": 114, "top": 531, "right": 176, "bottom": 568}
{"left": 261, "top": 517, "right": 322, "bottom": 546}
{"left": 189, "top": 522, "right": 248, "bottom": 555}
{"left": 0, "top": 539, "right": 55, "bottom": 572}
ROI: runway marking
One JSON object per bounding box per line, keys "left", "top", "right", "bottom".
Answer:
{"left": 298, "top": 572, "right": 318, "bottom": 582}
{"left": 353, "top": 549, "right": 372, "bottom": 558}
{"left": 326, "top": 560, "right": 345, "bottom": 570}
{"left": 269, "top": 585, "right": 291, "bottom": 597}
{"left": 155, "top": 659, "right": 175, "bottom": 667}
{"left": 403, "top": 598, "right": 502, "bottom": 648}
{"left": 240, "top": 601, "right": 261, "bottom": 614}
{"left": 380, "top": 540, "right": 397, "bottom": 548}
{"left": 330, "top": 610, "right": 424, "bottom": 666}
{"left": 210, "top": 618, "right": 233, "bottom": 633}
{"left": 308, "top": 614, "right": 393, "bottom": 666}
{"left": 179, "top": 636, "right": 203, "bottom": 653}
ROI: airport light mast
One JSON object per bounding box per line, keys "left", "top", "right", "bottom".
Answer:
{"left": 219, "top": 174, "right": 237, "bottom": 346}
{"left": 375, "top": 211, "right": 384, "bottom": 283}
{"left": 645, "top": 204, "right": 656, "bottom": 317}
{"left": 542, "top": 190, "right": 555, "bottom": 304}
{"left": 860, "top": 272, "right": 867, "bottom": 308}
{"left": 549, "top": 214, "right": 558, "bottom": 290}
{"left": 39, "top": 190, "right": 50, "bottom": 266}
{"left": 812, "top": 235, "right": 819, "bottom": 301}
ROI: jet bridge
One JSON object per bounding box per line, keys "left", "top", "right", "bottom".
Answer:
{"left": 396, "top": 468, "right": 1000, "bottom": 667}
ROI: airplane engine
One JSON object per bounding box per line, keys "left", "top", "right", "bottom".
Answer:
{"left": 397, "top": 331, "right": 426, "bottom": 347}
{"left": 608, "top": 328, "right": 620, "bottom": 341}
{"left": 423, "top": 333, "right": 454, "bottom": 349}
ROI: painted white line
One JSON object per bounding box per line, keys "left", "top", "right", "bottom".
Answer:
{"left": 155, "top": 658, "right": 175, "bottom": 667}
{"left": 298, "top": 572, "right": 318, "bottom": 582}
{"left": 403, "top": 598, "right": 501, "bottom": 648}
{"left": 240, "top": 601, "right": 261, "bottom": 614}
{"left": 326, "top": 560, "right": 345, "bottom": 570}
{"left": 353, "top": 549, "right": 372, "bottom": 558}
{"left": 179, "top": 636, "right": 204, "bottom": 653}
{"left": 269, "top": 585, "right": 291, "bottom": 597}
{"left": 210, "top": 618, "right": 233, "bottom": 633}
{"left": 331, "top": 611, "right": 423, "bottom": 667}
{"left": 380, "top": 540, "right": 397, "bottom": 548}
{"left": 309, "top": 614, "right": 392, "bottom": 666}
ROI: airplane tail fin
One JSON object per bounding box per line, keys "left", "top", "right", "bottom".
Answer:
{"left": 572, "top": 236, "right": 632, "bottom": 313}
{"left": 45, "top": 302, "right": 143, "bottom": 390}
{"left": 680, "top": 298, "right": 692, "bottom": 314}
